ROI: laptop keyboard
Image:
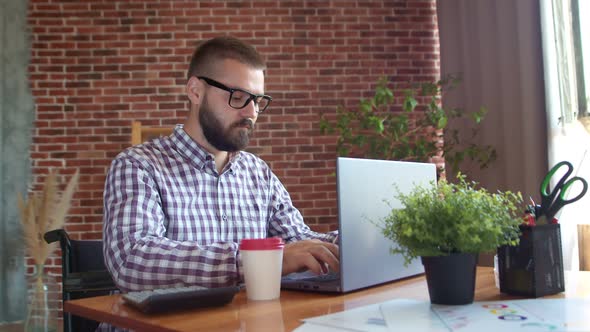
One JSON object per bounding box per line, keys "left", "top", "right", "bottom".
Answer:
{"left": 286, "top": 271, "right": 339, "bottom": 282}
{"left": 306, "top": 272, "right": 339, "bottom": 282}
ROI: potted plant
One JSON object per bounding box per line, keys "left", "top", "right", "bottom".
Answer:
{"left": 319, "top": 75, "right": 496, "bottom": 176}
{"left": 379, "top": 174, "right": 522, "bottom": 305}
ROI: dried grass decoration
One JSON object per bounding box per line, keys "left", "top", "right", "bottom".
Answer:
{"left": 18, "top": 169, "right": 80, "bottom": 265}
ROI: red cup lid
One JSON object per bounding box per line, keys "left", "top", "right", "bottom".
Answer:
{"left": 239, "top": 237, "right": 284, "bottom": 250}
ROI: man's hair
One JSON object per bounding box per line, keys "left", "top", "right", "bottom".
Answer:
{"left": 186, "top": 36, "right": 266, "bottom": 80}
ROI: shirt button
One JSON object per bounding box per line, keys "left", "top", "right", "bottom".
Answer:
{"left": 222, "top": 214, "right": 228, "bottom": 221}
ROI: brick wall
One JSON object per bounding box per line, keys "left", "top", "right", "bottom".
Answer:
{"left": 27, "top": 0, "right": 440, "bottom": 272}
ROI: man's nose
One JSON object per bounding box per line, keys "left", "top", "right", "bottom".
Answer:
{"left": 240, "top": 99, "right": 258, "bottom": 118}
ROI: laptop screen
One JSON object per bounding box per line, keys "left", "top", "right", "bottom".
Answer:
{"left": 337, "top": 157, "right": 436, "bottom": 292}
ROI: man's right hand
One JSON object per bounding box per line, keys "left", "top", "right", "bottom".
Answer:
{"left": 281, "top": 239, "right": 339, "bottom": 276}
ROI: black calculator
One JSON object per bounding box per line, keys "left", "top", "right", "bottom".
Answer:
{"left": 122, "top": 285, "right": 240, "bottom": 314}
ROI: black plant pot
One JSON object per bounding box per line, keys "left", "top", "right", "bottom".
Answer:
{"left": 421, "top": 253, "right": 478, "bottom": 305}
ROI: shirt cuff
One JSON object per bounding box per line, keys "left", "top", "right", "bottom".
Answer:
{"left": 236, "top": 247, "right": 244, "bottom": 283}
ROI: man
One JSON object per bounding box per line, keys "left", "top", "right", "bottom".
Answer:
{"left": 103, "top": 36, "right": 339, "bottom": 292}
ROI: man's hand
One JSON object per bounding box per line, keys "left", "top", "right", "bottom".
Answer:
{"left": 281, "top": 239, "right": 339, "bottom": 276}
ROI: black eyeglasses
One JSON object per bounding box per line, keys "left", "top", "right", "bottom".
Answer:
{"left": 197, "top": 76, "right": 272, "bottom": 113}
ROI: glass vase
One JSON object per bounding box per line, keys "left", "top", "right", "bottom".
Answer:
{"left": 25, "top": 264, "right": 59, "bottom": 332}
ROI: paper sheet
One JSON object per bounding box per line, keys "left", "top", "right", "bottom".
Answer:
{"left": 512, "top": 299, "right": 590, "bottom": 331}
{"left": 380, "top": 299, "right": 448, "bottom": 332}
{"left": 303, "top": 303, "right": 388, "bottom": 331}
{"left": 297, "top": 298, "right": 590, "bottom": 332}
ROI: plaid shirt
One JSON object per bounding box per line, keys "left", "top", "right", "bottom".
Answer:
{"left": 103, "top": 125, "right": 336, "bottom": 292}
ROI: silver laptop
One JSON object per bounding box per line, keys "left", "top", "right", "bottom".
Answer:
{"left": 281, "top": 157, "right": 437, "bottom": 293}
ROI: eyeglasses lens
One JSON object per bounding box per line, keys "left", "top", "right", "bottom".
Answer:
{"left": 229, "top": 91, "right": 271, "bottom": 112}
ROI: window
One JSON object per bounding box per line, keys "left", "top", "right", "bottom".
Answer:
{"left": 573, "top": 0, "right": 589, "bottom": 121}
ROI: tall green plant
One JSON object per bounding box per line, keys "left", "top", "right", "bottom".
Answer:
{"left": 319, "top": 76, "right": 496, "bottom": 174}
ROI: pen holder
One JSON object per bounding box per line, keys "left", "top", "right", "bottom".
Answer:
{"left": 497, "top": 224, "right": 565, "bottom": 297}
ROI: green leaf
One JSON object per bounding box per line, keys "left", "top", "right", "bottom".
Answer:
{"left": 374, "top": 79, "right": 394, "bottom": 107}
{"left": 319, "top": 117, "right": 331, "bottom": 134}
{"left": 403, "top": 96, "right": 418, "bottom": 112}
{"left": 472, "top": 106, "right": 488, "bottom": 124}
{"left": 360, "top": 99, "right": 373, "bottom": 114}
{"left": 437, "top": 116, "right": 447, "bottom": 129}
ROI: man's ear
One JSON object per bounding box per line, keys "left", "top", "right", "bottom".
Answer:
{"left": 186, "top": 76, "right": 202, "bottom": 105}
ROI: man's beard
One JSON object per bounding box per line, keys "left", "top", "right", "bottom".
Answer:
{"left": 199, "top": 96, "right": 254, "bottom": 152}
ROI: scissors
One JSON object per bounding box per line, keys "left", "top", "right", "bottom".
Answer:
{"left": 537, "top": 161, "right": 588, "bottom": 225}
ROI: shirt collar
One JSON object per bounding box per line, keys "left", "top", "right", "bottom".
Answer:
{"left": 170, "top": 125, "right": 242, "bottom": 173}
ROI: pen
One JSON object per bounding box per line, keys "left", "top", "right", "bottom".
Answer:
{"left": 529, "top": 196, "right": 543, "bottom": 221}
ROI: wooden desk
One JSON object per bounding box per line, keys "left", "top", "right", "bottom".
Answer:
{"left": 64, "top": 268, "right": 590, "bottom": 332}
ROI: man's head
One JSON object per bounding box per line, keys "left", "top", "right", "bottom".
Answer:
{"left": 186, "top": 36, "right": 266, "bottom": 80}
{"left": 184, "top": 36, "right": 270, "bottom": 153}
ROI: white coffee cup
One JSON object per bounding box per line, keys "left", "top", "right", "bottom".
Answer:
{"left": 239, "top": 237, "right": 285, "bottom": 301}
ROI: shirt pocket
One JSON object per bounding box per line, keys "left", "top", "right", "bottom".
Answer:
{"left": 232, "top": 195, "right": 267, "bottom": 238}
